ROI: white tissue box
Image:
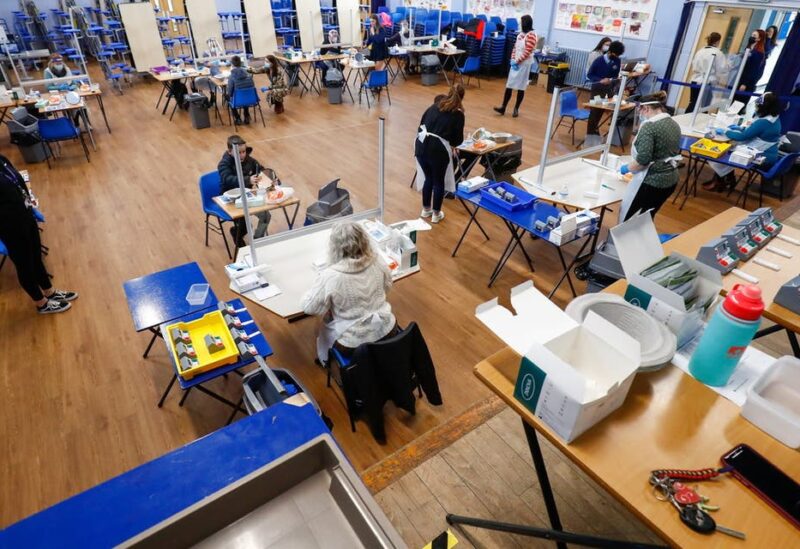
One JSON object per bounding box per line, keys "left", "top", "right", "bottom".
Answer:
{"left": 741, "top": 356, "right": 800, "bottom": 448}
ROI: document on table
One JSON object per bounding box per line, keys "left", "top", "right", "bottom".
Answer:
{"left": 672, "top": 335, "right": 774, "bottom": 407}
{"left": 251, "top": 284, "right": 282, "bottom": 301}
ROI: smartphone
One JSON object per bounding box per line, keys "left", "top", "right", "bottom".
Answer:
{"left": 721, "top": 444, "right": 800, "bottom": 530}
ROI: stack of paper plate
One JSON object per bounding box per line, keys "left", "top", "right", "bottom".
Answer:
{"left": 565, "top": 294, "right": 676, "bottom": 372}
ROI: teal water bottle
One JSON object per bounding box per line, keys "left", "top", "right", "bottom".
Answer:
{"left": 689, "top": 284, "right": 764, "bottom": 386}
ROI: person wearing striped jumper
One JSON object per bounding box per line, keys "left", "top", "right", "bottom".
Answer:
{"left": 494, "top": 15, "right": 537, "bottom": 118}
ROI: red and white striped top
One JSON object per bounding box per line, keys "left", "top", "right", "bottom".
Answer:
{"left": 512, "top": 31, "right": 538, "bottom": 63}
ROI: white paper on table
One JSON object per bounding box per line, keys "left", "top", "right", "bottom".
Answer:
{"left": 251, "top": 284, "right": 282, "bottom": 301}
{"left": 399, "top": 218, "right": 432, "bottom": 232}
{"left": 672, "top": 333, "right": 774, "bottom": 407}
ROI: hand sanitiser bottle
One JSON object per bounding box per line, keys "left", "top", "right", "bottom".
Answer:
{"left": 689, "top": 284, "right": 764, "bottom": 386}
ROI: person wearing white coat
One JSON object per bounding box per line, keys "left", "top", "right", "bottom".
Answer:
{"left": 686, "top": 32, "right": 729, "bottom": 114}
{"left": 301, "top": 221, "right": 397, "bottom": 363}
{"left": 493, "top": 15, "right": 537, "bottom": 118}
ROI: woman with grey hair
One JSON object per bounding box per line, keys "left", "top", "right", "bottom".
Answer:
{"left": 301, "top": 221, "right": 398, "bottom": 363}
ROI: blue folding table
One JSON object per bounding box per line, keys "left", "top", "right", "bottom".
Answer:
{"left": 452, "top": 188, "right": 596, "bottom": 296}
{"left": 157, "top": 298, "right": 272, "bottom": 424}
{"left": 1, "top": 402, "right": 327, "bottom": 548}
{"left": 672, "top": 135, "right": 759, "bottom": 210}
{"left": 123, "top": 262, "right": 217, "bottom": 358}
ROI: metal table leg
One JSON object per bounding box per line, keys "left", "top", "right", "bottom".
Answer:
{"left": 451, "top": 198, "right": 490, "bottom": 257}
{"left": 548, "top": 236, "right": 592, "bottom": 299}
{"left": 79, "top": 108, "right": 97, "bottom": 151}
{"left": 281, "top": 201, "right": 300, "bottom": 229}
{"left": 95, "top": 94, "right": 111, "bottom": 132}
{"left": 143, "top": 327, "right": 162, "bottom": 358}
{"left": 488, "top": 222, "right": 535, "bottom": 287}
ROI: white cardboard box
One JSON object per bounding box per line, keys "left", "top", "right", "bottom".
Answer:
{"left": 476, "top": 281, "right": 640, "bottom": 443}
{"left": 610, "top": 212, "right": 722, "bottom": 347}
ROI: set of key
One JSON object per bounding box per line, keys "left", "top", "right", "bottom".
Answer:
{"left": 650, "top": 474, "right": 746, "bottom": 540}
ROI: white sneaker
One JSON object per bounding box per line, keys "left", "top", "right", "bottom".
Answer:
{"left": 420, "top": 208, "right": 433, "bottom": 218}
{"left": 431, "top": 211, "right": 445, "bottom": 223}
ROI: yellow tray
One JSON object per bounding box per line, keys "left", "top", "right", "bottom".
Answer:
{"left": 690, "top": 138, "right": 731, "bottom": 159}
{"left": 166, "top": 311, "right": 238, "bottom": 380}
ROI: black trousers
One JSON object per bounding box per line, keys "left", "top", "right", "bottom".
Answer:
{"left": 686, "top": 82, "right": 701, "bottom": 114}
{"left": 0, "top": 212, "right": 50, "bottom": 301}
{"left": 417, "top": 147, "right": 450, "bottom": 211}
{"left": 587, "top": 82, "right": 613, "bottom": 135}
{"left": 624, "top": 184, "right": 676, "bottom": 221}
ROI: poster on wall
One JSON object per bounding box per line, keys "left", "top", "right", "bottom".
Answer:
{"left": 553, "top": 0, "right": 659, "bottom": 41}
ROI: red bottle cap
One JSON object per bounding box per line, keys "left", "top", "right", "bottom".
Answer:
{"left": 722, "top": 284, "right": 764, "bottom": 321}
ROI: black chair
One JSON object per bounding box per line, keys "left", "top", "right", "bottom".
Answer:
{"left": 327, "top": 322, "right": 438, "bottom": 441}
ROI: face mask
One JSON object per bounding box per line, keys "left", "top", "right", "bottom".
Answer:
{"left": 54, "top": 63, "right": 64, "bottom": 71}
{"left": 601, "top": 45, "right": 609, "bottom": 52}
{"left": 748, "top": 37, "right": 757, "bottom": 46}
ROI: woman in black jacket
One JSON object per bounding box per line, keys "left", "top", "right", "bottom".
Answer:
{"left": 414, "top": 84, "right": 465, "bottom": 224}
{"left": 0, "top": 155, "right": 77, "bottom": 313}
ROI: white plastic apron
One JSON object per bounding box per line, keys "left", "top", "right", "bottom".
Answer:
{"left": 415, "top": 125, "right": 456, "bottom": 194}
{"left": 506, "top": 33, "right": 535, "bottom": 91}
{"left": 619, "top": 113, "right": 682, "bottom": 222}
{"left": 316, "top": 311, "right": 388, "bottom": 364}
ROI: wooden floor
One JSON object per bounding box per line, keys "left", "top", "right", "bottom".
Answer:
{"left": 1, "top": 64, "right": 797, "bottom": 528}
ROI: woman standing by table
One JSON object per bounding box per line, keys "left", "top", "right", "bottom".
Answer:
{"left": 586, "top": 37, "right": 612, "bottom": 81}
{"left": 493, "top": 15, "right": 536, "bottom": 118}
{"left": 365, "top": 15, "right": 389, "bottom": 70}
{"left": 734, "top": 30, "right": 766, "bottom": 111}
{"left": 415, "top": 85, "right": 466, "bottom": 224}
{"left": 617, "top": 93, "right": 682, "bottom": 221}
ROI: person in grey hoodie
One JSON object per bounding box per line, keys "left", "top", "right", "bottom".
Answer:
{"left": 227, "top": 55, "right": 255, "bottom": 124}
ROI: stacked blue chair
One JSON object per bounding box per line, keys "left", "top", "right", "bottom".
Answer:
{"left": 505, "top": 18, "right": 519, "bottom": 33}
{"left": 377, "top": 7, "right": 390, "bottom": 15}
{"left": 481, "top": 33, "right": 506, "bottom": 73}
{"left": 504, "top": 30, "right": 518, "bottom": 72}
{"left": 439, "top": 11, "right": 451, "bottom": 31}
{"left": 424, "top": 19, "right": 438, "bottom": 37}
{"left": 476, "top": 14, "right": 487, "bottom": 23}
{"left": 416, "top": 9, "right": 428, "bottom": 21}
{"left": 394, "top": 7, "right": 406, "bottom": 17}
{"left": 490, "top": 16, "right": 502, "bottom": 27}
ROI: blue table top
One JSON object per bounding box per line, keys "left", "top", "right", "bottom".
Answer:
{"left": 457, "top": 187, "right": 583, "bottom": 242}
{"left": 680, "top": 135, "right": 756, "bottom": 170}
{"left": 123, "top": 262, "right": 217, "bottom": 332}
{"left": 1, "top": 402, "right": 328, "bottom": 548}
{"left": 160, "top": 298, "right": 273, "bottom": 390}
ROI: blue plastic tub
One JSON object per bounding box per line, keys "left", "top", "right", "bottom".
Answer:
{"left": 480, "top": 182, "right": 537, "bottom": 212}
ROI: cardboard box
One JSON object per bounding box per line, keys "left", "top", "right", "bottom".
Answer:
{"left": 476, "top": 281, "right": 640, "bottom": 443}
{"left": 610, "top": 212, "right": 722, "bottom": 347}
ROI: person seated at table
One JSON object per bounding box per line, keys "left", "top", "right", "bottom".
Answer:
{"left": 586, "top": 37, "right": 612, "bottom": 81}
{"left": 0, "top": 154, "right": 78, "bottom": 314}
{"left": 264, "top": 55, "right": 288, "bottom": 114}
{"left": 387, "top": 19, "right": 416, "bottom": 74}
{"left": 227, "top": 55, "right": 255, "bottom": 125}
{"left": 415, "top": 85, "right": 466, "bottom": 224}
{"left": 703, "top": 91, "right": 783, "bottom": 193}
{"left": 217, "top": 135, "right": 273, "bottom": 248}
{"left": 365, "top": 15, "right": 389, "bottom": 70}
{"left": 618, "top": 92, "right": 682, "bottom": 221}
{"left": 318, "top": 29, "right": 344, "bottom": 83}
{"left": 43, "top": 54, "right": 76, "bottom": 89}
{"left": 586, "top": 40, "right": 625, "bottom": 146}
{"left": 301, "top": 220, "right": 398, "bottom": 364}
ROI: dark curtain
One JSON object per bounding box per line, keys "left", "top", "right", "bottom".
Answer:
{"left": 767, "top": 11, "right": 800, "bottom": 132}
{"left": 662, "top": 1, "right": 694, "bottom": 92}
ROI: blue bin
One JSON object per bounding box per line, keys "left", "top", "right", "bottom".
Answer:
{"left": 480, "top": 182, "right": 537, "bottom": 211}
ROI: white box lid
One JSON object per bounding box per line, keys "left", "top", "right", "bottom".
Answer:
{"left": 609, "top": 212, "right": 664, "bottom": 280}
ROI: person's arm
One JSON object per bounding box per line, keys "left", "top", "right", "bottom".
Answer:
{"left": 587, "top": 56, "right": 604, "bottom": 83}
{"left": 380, "top": 261, "right": 392, "bottom": 294}
{"left": 447, "top": 111, "right": 465, "bottom": 147}
{"left": 515, "top": 32, "right": 537, "bottom": 63}
{"left": 726, "top": 118, "right": 770, "bottom": 141}
{"left": 300, "top": 273, "right": 331, "bottom": 316}
{"left": 217, "top": 157, "right": 241, "bottom": 192}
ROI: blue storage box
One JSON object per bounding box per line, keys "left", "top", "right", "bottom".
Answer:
{"left": 480, "top": 182, "right": 537, "bottom": 211}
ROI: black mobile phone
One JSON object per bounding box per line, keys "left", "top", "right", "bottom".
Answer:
{"left": 721, "top": 443, "right": 800, "bottom": 530}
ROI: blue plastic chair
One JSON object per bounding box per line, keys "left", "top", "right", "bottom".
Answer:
{"left": 424, "top": 19, "right": 438, "bottom": 36}
{"left": 416, "top": 8, "right": 428, "bottom": 21}
{"left": 38, "top": 117, "right": 90, "bottom": 169}
{"left": 377, "top": 7, "right": 390, "bottom": 14}
{"left": 394, "top": 7, "right": 406, "bottom": 17}
{"left": 0, "top": 238, "right": 7, "bottom": 273}
{"left": 738, "top": 152, "right": 800, "bottom": 209}
{"left": 359, "top": 70, "right": 390, "bottom": 108}
{"left": 229, "top": 87, "right": 265, "bottom": 129}
{"left": 454, "top": 55, "right": 481, "bottom": 87}
{"left": 550, "top": 89, "right": 590, "bottom": 146}
{"left": 391, "top": 13, "right": 404, "bottom": 24}
{"left": 505, "top": 18, "right": 518, "bottom": 32}
{"left": 199, "top": 171, "right": 234, "bottom": 258}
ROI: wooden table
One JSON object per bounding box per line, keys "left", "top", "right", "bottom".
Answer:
{"left": 582, "top": 101, "right": 636, "bottom": 149}
{"left": 16, "top": 87, "right": 111, "bottom": 134}
{"left": 673, "top": 112, "right": 716, "bottom": 139}
{"left": 274, "top": 53, "right": 348, "bottom": 97}
{"left": 212, "top": 194, "right": 301, "bottom": 232}
{"left": 403, "top": 46, "right": 466, "bottom": 86}
{"left": 608, "top": 207, "right": 800, "bottom": 349}
{"left": 458, "top": 208, "right": 800, "bottom": 547}
{"left": 150, "top": 68, "right": 210, "bottom": 115}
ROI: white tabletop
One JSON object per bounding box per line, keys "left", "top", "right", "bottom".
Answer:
{"left": 512, "top": 156, "right": 630, "bottom": 210}
{"left": 673, "top": 112, "right": 714, "bottom": 138}
{"left": 231, "top": 226, "right": 420, "bottom": 319}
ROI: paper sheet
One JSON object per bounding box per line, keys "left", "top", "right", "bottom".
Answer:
{"left": 672, "top": 334, "right": 774, "bottom": 407}
{"left": 252, "top": 284, "right": 282, "bottom": 301}
{"left": 399, "top": 218, "right": 432, "bottom": 232}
